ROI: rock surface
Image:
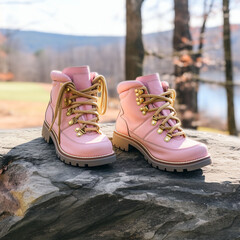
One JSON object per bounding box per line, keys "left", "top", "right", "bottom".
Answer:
{"left": 0, "top": 124, "right": 240, "bottom": 240}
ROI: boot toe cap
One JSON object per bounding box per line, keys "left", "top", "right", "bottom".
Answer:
{"left": 167, "top": 140, "right": 210, "bottom": 164}
{"left": 60, "top": 132, "right": 114, "bottom": 158}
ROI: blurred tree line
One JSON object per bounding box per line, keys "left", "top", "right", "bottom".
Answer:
{"left": 0, "top": 34, "right": 124, "bottom": 96}
{"left": 125, "top": 0, "right": 238, "bottom": 136}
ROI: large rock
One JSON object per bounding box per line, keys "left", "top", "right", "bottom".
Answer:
{"left": 0, "top": 124, "right": 240, "bottom": 240}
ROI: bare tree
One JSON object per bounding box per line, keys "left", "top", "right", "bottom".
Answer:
{"left": 192, "top": 0, "right": 214, "bottom": 77}
{"left": 173, "top": 0, "right": 196, "bottom": 128}
{"left": 173, "top": 0, "right": 214, "bottom": 128}
{"left": 223, "top": 0, "right": 237, "bottom": 135}
{"left": 125, "top": 0, "right": 144, "bottom": 80}
{"left": 173, "top": 0, "right": 192, "bottom": 53}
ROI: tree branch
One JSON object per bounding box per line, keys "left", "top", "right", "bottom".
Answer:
{"left": 198, "top": 0, "right": 215, "bottom": 53}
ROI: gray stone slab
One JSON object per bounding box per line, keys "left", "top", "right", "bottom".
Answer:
{"left": 0, "top": 124, "right": 240, "bottom": 240}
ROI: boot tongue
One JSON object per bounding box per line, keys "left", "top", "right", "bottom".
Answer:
{"left": 62, "top": 66, "right": 91, "bottom": 90}
{"left": 137, "top": 73, "right": 177, "bottom": 129}
{"left": 136, "top": 73, "right": 164, "bottom": 95}
{"left": 62, "top": 66, "right": 93, "bottom": 125}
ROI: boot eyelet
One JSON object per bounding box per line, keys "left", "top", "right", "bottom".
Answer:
{"left": 64, "top": 98, "right": 71, "bottom": 106}
{"left": 136, "top": 97, "right": 144, "bottom": 105}
{"left": 135, "top": 89, "right": 144, "bottom": 96}
{"left": 76, "top": 128, "right": 85, "bottom": 137}
{"left": 164, "top": 133, "right": 172, "bottom": 142}
{"left": 151, "top": 116, "right": 158, "bottom": 125}
{"left": 66, "top": 108, "right": 72, "bottom": 116}
{"left": 77, "top": 132, "right": 83, "bottom": 137}
{"left": 152, "top": 120, "right": 157, "bottom": 125}
{"left": 75, "top": 127, "right": 80, "bottom": 132}
{"left": 140, "top": 106, "right": 148, "bottom": 115}
{"left": 69, "top": 118, "right": 76, "bottom": 126}
{"left": 157, "top": 124, "right": 164, "bottom": 134}
{"left": 157, "top": 128, "right": 163, "bottom": 134}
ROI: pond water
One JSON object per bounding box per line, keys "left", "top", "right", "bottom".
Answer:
{"left": 199, "top": 71, "right": 240, "bottom": 130}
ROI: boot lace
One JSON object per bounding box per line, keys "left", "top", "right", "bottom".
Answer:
{"left": 49, "top": 75, "right": 108, "bottom": 143}
{"left": 135, "top": 86, "right": 186, "bottom": 142}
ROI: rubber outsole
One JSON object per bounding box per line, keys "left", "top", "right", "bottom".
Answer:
{"left": 42, "top": 121, "right": 116, "bottom": 167}
{"left": 112, "top": 131, "right": 211, "bottom": 172}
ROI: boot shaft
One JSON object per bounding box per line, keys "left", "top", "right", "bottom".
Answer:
{"left": 45, "top": 66, "right": 106, "bottom": 135}
{"left": 116, "top": 73, "right": 173, "bottom": 135}
{"left": 46, "top": 66, "right": 91, "bottom": 132}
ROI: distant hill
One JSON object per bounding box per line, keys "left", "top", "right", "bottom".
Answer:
{"left": 0, "top": 25, "right": 239, "bottom": 51}
{"left": 1, "top": 25, "right": 240, "bottom": 69}
{"left": 0, "top": 29, "right": 124, "bottom": 52}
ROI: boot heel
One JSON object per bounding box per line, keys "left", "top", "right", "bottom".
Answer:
{"left": 42, "top": 122, "right": 52, "bottom": 144}
{"left": 112, "top": 132, "right": 130, "bottom": 151}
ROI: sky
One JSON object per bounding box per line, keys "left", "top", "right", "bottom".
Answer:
{"left": 0, "top": 0, "right": 240, "bottom": 36}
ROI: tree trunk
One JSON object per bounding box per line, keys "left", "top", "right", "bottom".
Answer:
{"left": 125, "top": 0, "right": 144, "bottom": 80}
{"left": 173, "top": 0, "right": 192, "bottom": 52}
{"left": 173, "top": 0, "right": 198, "bottom": 129}
{"left": 223, "top": 0, "right": 238, "bottom": 135}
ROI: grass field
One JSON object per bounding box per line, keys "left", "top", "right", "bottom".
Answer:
{"left": 0, "top": 82, "right": 51, "bottom": 129}
{"left": 0, "top": 81, "right": 119, "bottom": 129}
{"left": 0, "top": 82, "right": 50, "bottom": 102}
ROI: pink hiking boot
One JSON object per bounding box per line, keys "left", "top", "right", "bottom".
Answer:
{"left": 42, "top": 66, "right": 116, "bottom": 167}
{"left": 113, "top": 73, "right": 211, "bottom": 172}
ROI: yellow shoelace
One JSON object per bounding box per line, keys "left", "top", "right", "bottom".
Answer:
{"left": 135, "top": 87, "right": 186, "bottom": 142}
{"left": 49, "top": 75, "right": 108, "bottom": 143}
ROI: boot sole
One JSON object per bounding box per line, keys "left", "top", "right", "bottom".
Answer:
{"left": 112, "top": 131, "right": 211, "bottom": 172}
{"left": 42, "top": 121, "right": 116, "bottom": 167}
